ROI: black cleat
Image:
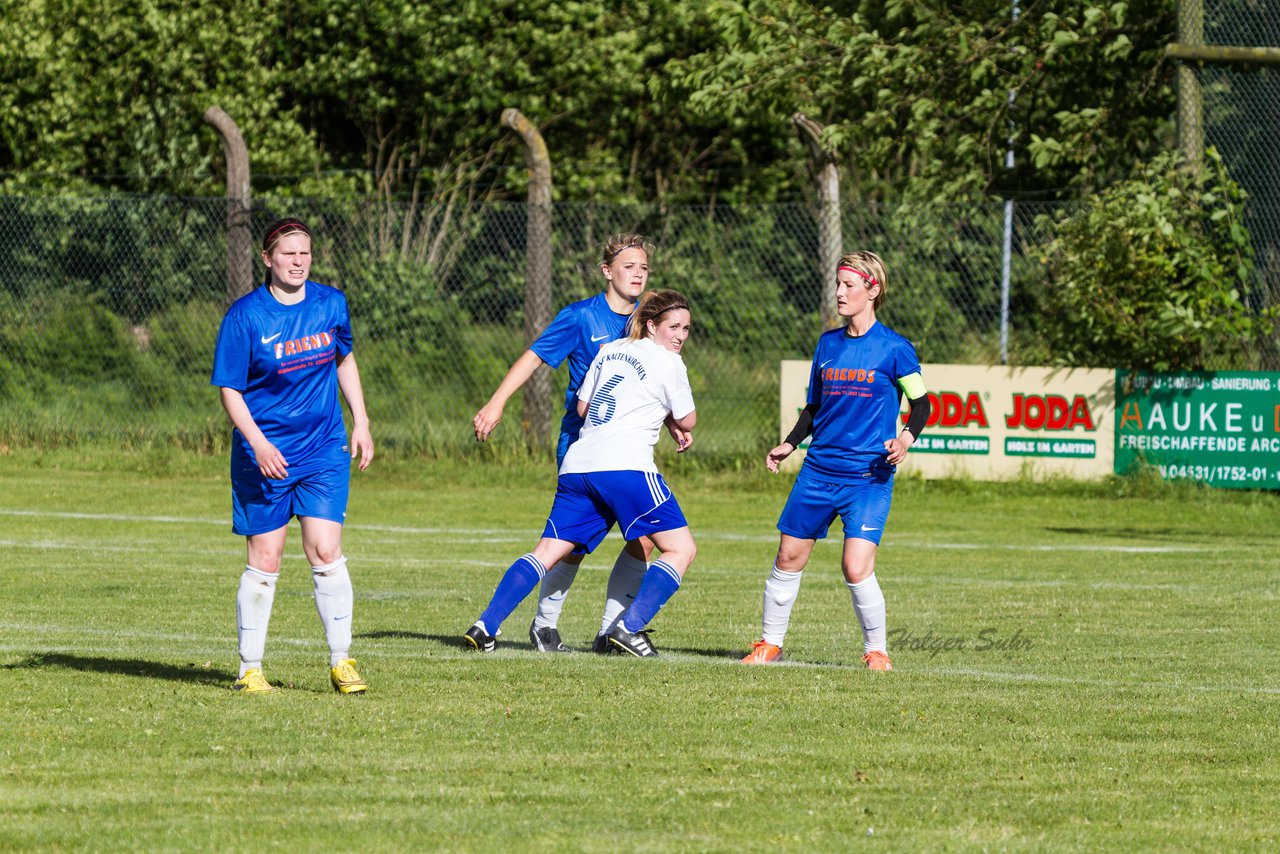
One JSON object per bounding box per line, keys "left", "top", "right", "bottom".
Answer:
{"left": 607, "top": 623, "right": 659, "bottom": 658}
{"left": 463, "top": 623, "right": 497, "bottom": 653}
{"left": 592, "top": 633, "right": 617, "bottom": 655}
{"left": 529, "top": 623, "right": 569, "bottom": 653}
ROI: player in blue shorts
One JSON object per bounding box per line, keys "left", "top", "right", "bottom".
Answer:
{"left": 741, "top": 251, "right": 930, "bottom": 670}
{"left": 465, "top": 290, "right": 697, "bottom": 657}
{"left": 473, "top": 234, "right": 690, "bottom": 653}
{"left": 211, "top": 217, "right": 374, "bottom": 695}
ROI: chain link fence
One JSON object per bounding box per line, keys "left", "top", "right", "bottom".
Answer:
{"left": 0, "top": 193, "right": 1255, "bottom": 462}
{"left": 1197, "top": 0, "right": 1280, "bottom": 317}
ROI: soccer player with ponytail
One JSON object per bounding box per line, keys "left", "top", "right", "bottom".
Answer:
{"left": 472, "top": 235, "right": 689, "bottom": 653}
{"left": 465, "top": 290, "right": 697, "bottom": 657}
{"left": 742, "top": 251, "right": 930, "bottom": 670}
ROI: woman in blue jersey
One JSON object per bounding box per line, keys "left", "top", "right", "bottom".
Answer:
{"left": 211, "top": 218, "right": 374, "bottom": 695}
{"left": 472, "top": 234, "right": 690, "bottom": 654}
{"left": 465, "top": 290, "right": 697, "bottom": 658}
{"left": 741, "top": 251, "right": 930, "bottom": 670}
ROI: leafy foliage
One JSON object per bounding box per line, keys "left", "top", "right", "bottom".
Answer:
{"left": 0, "top": 1, "right": 1179, "bottom": 206}
{"left": 1036, "top": 148, "right": 1269, "bottom": 370}
{"left": 662, "top": 0, "right": 1176, "bottom": 202}
{"left": 0, "top": 0, "right": 318, "bottom": 192}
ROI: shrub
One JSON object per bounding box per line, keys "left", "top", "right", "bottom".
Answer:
{"left": 1037, "top": 148, "right": 1270, "bottom": 370}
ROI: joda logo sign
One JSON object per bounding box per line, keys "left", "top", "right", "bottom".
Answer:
{"left": 905, "top": 392, "right": 1097, "bottom": 432}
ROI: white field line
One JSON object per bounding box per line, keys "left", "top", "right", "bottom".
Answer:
{"left": 0, "top": 507, "right": 1222, "bottom": 553}
{"left": 0, "top": 540, "right": 503, "bottom": 570}
{"left": 0, "top": 537, "right": 1216, "bottom": 592}
{"left": 3, "top": 625, "right": 1277, "bottom": 697}
{"left": 0, "top": 537, "right": 1218, "bottom": 591}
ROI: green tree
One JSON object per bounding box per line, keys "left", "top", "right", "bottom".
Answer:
{"left": 280, "top": 1, "right": 773, "bottom": 204}
{"left": 1036, "top": 148, "right": 1268, "bottom": 370}
{"left": 662, "top": 0, "right": 1177, "bottom": 202}
{"left": 0, "top": 0, "right": 320, "bottom": 192}
{"left": 3, "top": 1, "right": 1182, "bottom": 206}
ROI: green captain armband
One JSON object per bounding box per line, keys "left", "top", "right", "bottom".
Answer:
{"left": 899, "top": 372, "right": 931, "bottom": 440}
{"left": 898, "top": 372, "right": 927, "bottom": 400}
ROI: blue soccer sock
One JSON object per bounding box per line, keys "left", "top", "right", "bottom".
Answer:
{"left": 477, "top": 554, "right": 546, "bottom": 635}
{"left": 620, "top": 560, "right": 681, "bottom": 633}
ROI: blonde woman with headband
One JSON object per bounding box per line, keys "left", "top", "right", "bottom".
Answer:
{"left": 742, "top": 251, "right": 930, "bottom": 671}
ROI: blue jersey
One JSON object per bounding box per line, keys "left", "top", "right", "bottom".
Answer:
{"left": 802, "top": 321, "right": 921, "bottom": 478}
{"left": 210, "top": 282, "right": 353, "bottom": 469}
{"left": 530, "top": 292, "right": 632, "bottom": 439}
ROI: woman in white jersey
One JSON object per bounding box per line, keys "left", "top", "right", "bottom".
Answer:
{"left": 473, "top": 234, "right": 689, "bottom": 655}
{"left": 464, "top": 290, "right": 697, "bottom": 657}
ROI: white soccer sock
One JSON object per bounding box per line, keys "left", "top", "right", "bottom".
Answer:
{"left": 533, "top": 560, "right": 580, "bottom": 630}
{"left": 848, "top": 573, "right": 887, "bottom": 654}
{"left": 599, "top": 549, "right": 648, "bottom": 636}
{"left": 237, "top": 565, "right": 278, "bottom": 677}
{"left": 312, "top": 557, "right": 353, "bottom": 667}
{"left": 761, "top": 565, "right": 803, "bottom": 647}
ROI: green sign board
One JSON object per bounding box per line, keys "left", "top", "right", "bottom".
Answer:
{"left": 1114, "top": 371, "right": 1280, "bottom": 489}
{"left": 1006, "top": 438, "right": 1095, "bottom": 458}
{"left": 911, "top": 435, "right": 990, "bottom": 455}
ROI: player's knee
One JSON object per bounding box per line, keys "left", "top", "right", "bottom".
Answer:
{"left": 775, "top": 549, "right": 807, "bottom": 571}
{"left": 630, "top": 538, "right": 656, "bottom": 561}
{"left": 662, "top": 537, "right": 695, "bottom": 569}
{"left": 843, "top": 561, "right": 874, "bottom": 584}
{"left": 247, "top": 553, "right": 283, "bottom": 574}
{"left": 310, "top": 544, "right": 344, "bottom": 568}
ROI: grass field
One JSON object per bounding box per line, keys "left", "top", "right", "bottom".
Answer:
{"left": 3, "top": 449, "right": 1279, "bottom": 851}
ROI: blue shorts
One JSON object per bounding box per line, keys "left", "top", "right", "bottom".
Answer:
{"left": 230, "top": 446, "right": 351, "bottom": 536}
{"left": 542, "top": 471, "right": 687, "bottom": 553}
{"left": 776, "top": 465, "right": 894, "bottom": 544}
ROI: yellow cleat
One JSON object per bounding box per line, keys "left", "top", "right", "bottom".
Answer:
{"left": 232, "top": 668, "right": 278, "bottom": 694}
{"left": 330, "top": 658, "right": 368, "bottom": 694}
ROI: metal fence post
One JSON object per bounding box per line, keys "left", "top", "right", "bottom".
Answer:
{"left": 202, "top": 106, "right": 253, "bottom": 302}
{"left": 1176, "top": 0, "right": 1205, "bottom": 172}
{"left": 501, "top": 108, "right": 553, "bottom": 446}
{"left": 792, "top": 113, "right": 840, "bottom": 328}
{"left": 1000, "top": 0, "right": 1021, "bottom": 365}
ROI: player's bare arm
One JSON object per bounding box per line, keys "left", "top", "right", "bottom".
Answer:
{"left": 218, "top": 387, "right": 288, "bottom": 479}
{"left": 765, "top": 442, "right": 795, "bottom": 473}
{"left": 474, "top": 349, "right": 545, "bottom": 441}
{"left": 665, "top": 414, "right": 693, "bottom": 453}
{"left": 768, "top": 401, "right": 817, "bottom": 472}
{"left": 670, "top": 408, "right": 696, "bottom": 432}
{"left": 883, "top": 433, "right": 914, "bottom": 466}
{"left": 336, "top": 352, "right": 374, "bottom": 470}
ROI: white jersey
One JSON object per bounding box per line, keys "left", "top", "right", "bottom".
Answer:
{"left": 560, "top": 337, "right": 695, "bottom": 475}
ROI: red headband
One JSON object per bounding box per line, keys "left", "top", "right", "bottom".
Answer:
{"left": 838, "top": 265, "right": 878, "bottom": 286}
{"left": 263, "top": 220, "right": 311, "bottom": 251}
